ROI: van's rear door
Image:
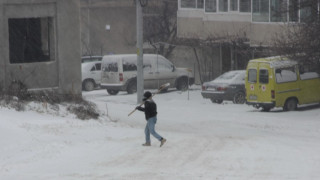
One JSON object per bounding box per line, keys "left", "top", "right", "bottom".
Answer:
{"left": 101, "top": 57, "right": 121, "bottom": 85}
{"left": 247, "top": 62, "right": 273, "bottom": 103}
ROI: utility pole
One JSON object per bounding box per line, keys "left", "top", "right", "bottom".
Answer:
{"left": 136, "top": 0, "right": 144, "bottom": 104}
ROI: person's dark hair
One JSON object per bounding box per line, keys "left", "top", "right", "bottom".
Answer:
{"left": 143, "top": 91, "right": 152, "bottom": 99}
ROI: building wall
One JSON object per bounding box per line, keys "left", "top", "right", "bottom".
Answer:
{"left": 177, "top": 9, "right": 286, "bottom": 46}
{"left": 80, "top": 0, "right": 136, "bottom": 56}
{"left": 0, "top": 0, "right": 81, "bottom": 95}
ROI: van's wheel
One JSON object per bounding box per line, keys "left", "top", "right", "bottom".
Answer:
{"left": 284, "top": 98, "right": 298, "bottom": 111}
{"left": 107, "top": 89, "right": 119, "bottom": 95}
{"left": 127, "top": 81, "right": 137, "bottom": 94}
{"left": 177, "top": 78, "right": 188, "bottom": 91}
{"left": 233, "top": 92, "right": 246, "bottom": 104}
{"left": 210, "top": 98, "right": 223, "bottom": 104}
{"left": 83, "top": 80, "right": 95, "bottom": 91}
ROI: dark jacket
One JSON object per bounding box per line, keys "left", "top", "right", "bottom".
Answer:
{"left": 137, "top": 99, "right": 157, "bottom": 120}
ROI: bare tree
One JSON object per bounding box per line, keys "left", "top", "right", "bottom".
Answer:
{"left": 143, "top": 0, "right": 177, "bottom": 58}
{"left": 273, "top": 0, "right": 320, "bottom": 67}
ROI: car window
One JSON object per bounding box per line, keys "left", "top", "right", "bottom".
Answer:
{"left": 156, "top": 57, "right": 173, "bottom": 72}
{"left": 248, "top": 69, "right": 257, "bottom": 83}
{"left": 275, "top": 67, "right": 297, "bottom": 83}
{"left": 143, "top": 63, "right": 152, "bottom": 73}
{"left": 95, "top": 63, "right": 101, "bottom": 71}
{"left": 259, "top": 69, "right": 269, "bottom": 84}
{"left": 123, "top": 57, "right": 137, "bottom": 71}
{"left": 299, "top": 65, "right": 320, "bottom": 80}
{"left": 90, "top": 65, "right": 96, "bottom": 71}
{"left": 104, "top": 62, "right": 118, "bottom": 72}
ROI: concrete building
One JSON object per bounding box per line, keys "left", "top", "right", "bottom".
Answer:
{"left": 0, "top": 0, "right": 82, "bottom": 95}
{"left": 177, "top": 0, "right": 317, "bottom": 80}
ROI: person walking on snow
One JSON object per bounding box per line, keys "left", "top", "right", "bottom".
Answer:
{"left": 136, "top": 91, "right": 166, "bottom": 147}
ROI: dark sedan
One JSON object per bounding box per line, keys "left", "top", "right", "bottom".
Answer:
{"left": 201, "top": 70, "right": 246, "bottom": 104}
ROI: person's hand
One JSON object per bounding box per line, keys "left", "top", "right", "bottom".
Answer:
{"left": 136, "top": 106, "right": 140, "bottom": 110}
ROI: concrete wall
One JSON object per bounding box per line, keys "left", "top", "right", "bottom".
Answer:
{"left": 80, "top": 0, "right": 136, "bottom": 56}
{"left": 177, "top": 9, "right": 287, "bottom": 46}
{"left": 0, "top": 0, "right": 81, "bottom": 95}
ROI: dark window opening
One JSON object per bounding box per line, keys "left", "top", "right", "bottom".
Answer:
{"left": 259, "top": 69, "right": 269, "bottom": 84}
{"left": 9, "top": 17, "right": 55, "bottom": 64}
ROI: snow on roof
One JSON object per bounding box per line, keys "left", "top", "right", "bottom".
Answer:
{"left": 250, "top": 56, "right": 297, "bottom": 68}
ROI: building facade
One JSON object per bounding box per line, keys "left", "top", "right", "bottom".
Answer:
{"left": 0, "top": 0, "right": 82, "bottom": 95}
{"left": 177, "top": 0, "right": 318, "bottom": 80}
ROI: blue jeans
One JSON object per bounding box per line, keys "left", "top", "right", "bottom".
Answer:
{"left": 145, "top": 116, "right": 162, "bottom": 143}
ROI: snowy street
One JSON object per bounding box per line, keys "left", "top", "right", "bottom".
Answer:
{"left": 1, "top": 87, "right": 320, "bottom": 180}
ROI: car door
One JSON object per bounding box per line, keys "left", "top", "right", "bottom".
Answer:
{"left": 143, "top": 57, "right": 158, "bottom": 89}
{"left": 154, "top": 56, "right": 176, "bottom": 88}
{"left": 91, "top": 63, "right": 101, "bottom": 84}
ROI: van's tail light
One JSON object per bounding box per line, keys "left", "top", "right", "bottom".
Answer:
{"left": 271, "top": 90, "right": 275, "bottom": 99}
{"left": 119, "top": 73, "right": 123, "bottom": 82}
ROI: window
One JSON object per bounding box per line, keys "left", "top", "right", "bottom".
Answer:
{"left": 157, "top": 58, "right": 174, "bottom": 72}
{"left": 248, "top": 69, "right": 257, "bottom": 83}
{"left": 205, "top": 0, "right": 217, "bottom": 12}
{"left": 240, "top": 0, "right": 251, "bottom": 12}
{"left": 219, "top": 0, "right": 228, "bottom": 12}
{"left": 300, "top": 0, "right": 318, "bottom": 22}
{"left": 123, "top": 58, "right": 137, "bottom": 72}
{"left": 181, "top": 0, "right": 196, "bottom": 8}
{"left": 259, "top": 69, "right": 269, "bottom": 84}
{"left": 271, "top": 0, "right": 288, "bottom": 22}
{"left": 95, "top": 63, "right": 101, "bottom": 71}
{"left": 104, "top": 62, "right": 118, "bottom": 72}
{"left": 289, "top": 0, "right": 299, "bottom": 22}
{"left": 181, "top": 0, "right": 204, "bottom": 9}
{"left": 9, "top": 17, "right": 55, "bottom": 64}
{"left": 275, "top": 67, "right": 297, "bottom": 83}
{"left": 230, "top": 0, "right": 238, "bottom": 11}
{"left": 252, "top": 0, "right": 270, "bottom": 22}
{"left": 299, "top": 65, "right": 320, "bottom": 80}
{"left": 197, "top": 0, "right": 204, "bottom": 8}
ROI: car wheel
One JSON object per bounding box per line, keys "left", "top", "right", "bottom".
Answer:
{"left": 210, "top": 98, "right": 223, "bottom": 104}
{"left": 177, "top": 78, "right": 188, "bottom": 91}
{"left": 284, "top": 98, "right": 298, "bottom": 111}
{"left": 83, "top": 80, "right": 95, "bottom": 91}
{"left": 233, "top": 92, "right": 246, "bottom": 104}
{"left": 107, "top": 89, "right": 119, "bottom": 95}
{"left": 127, "top": 81, "right": 137, "bottom": 94}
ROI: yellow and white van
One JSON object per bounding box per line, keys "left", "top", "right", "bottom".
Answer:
{"left": 245, "top": 56, "right": 320, "bottom": 111}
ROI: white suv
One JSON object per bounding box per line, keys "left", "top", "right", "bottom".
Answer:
{"left": 100, "top": 54, "right": 194, "bottom": 95}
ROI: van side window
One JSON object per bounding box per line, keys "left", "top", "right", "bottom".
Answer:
{"left": 104, "top": 62, "right": 118, "bottom": 72}
{"left": 157, "top": 57, "right": 174, "bottom": 72}
{"left": 248, "top": 69, "right": 257, "bottom": 83}
{"left": 259, "top": 69, "right": 269, "bottom": 84}
{"left": 276, "top": 67, "right": 297, "bottom": 83}
{"left": 143, "top": 63, "right": 152, "bottom": 72}
{"left": 299, "top": 65, "right": 320, "bottom": 80}
{"left": 95, "top": 63, "right": 101, "bottom": 71}
{"left": 123, "top": 62, "right": 137, "bottom": 71}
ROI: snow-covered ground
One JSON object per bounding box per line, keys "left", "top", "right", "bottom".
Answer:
{"left": 1, "top": 87, "right": 320, "bottom": 180}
